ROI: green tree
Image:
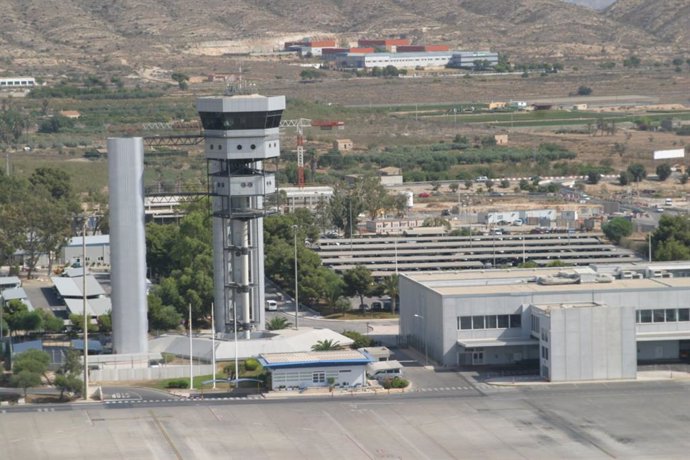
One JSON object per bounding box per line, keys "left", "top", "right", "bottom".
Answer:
{"left": 97, "top": 311, "right": 112, "bottom": 333}
{"left": 627, "top": 163, "right": 647, "bottom": 182}
{"left": 54, "top": 374, "right": 83, "bottom": 400}
{"left": 147, "top": 292, "right": 183, "bottom": 332}
{"left": 343, "top": 266, "right": 374, "bottom": 310}
{"left": 576, "top": 86, "right": 592, "bottom": 96}
{"left": 656, "top": 164, "right": 672, "bottom": 181}
{"left": 381, "top": 274, "right": 399, "bottom": 313}
{"left": 449, "top": 183, "right": 459, "bottom": 193}
{"left": 623, "top": 55, "right": 641, "bottom": 67}
{"left": 587, "top": 172, "right": 601, "bottom": 185}
{"left": 38, "top": 115, "right": 75, "bottom": 133}
{"left": 422, "top": 217, "right": 450, "bottom": 230}
{"left": 300, "top": 69, "right": 324, "bottom": 80}
{"left": 651, "top": 215, "right": 690, "bottom": 261}
{"left": 54, "top": 349, "right": 83, "bottom": 399}
{"left": 29, "top": 168, "right": 73, "bottom": 201}
{"left": 0, "top": 107, "right": 30, "bottom": 145}
{"left": 11, "top": 370, "right": 42, "bottom": 398}
{"left": 602, "top": 217, "right": 633, "bottom": 244}
{"left": 146, "top": 203, "right": 213, "bottom": 324}
{"left": 266, "top": 317, "right": 291, "bottom": 331}
{"left": 68, "top": 314, "right": 98, "bottom": 333}
{"left": 342, "top": 330, "right": 373, "bottom": 349}
{"left": 5, "top": 300, "right": 43, "bottom": 336}
{"left": 37, "top": 309, "right": 64, "bottom": 333}
{"left": 619, "top": 171, "right": 630, "bottom": 186}
{"left": 171, "top": 72, "right": 189, "bottom": 89}
{"left": 311, "top": 339, "right": 341, "bottom": 351}
{"left": 680, "top": 173, "right": 689, "bottom": 185}
{"left": 13, "top": 349, "right": 50, "bottom": 376}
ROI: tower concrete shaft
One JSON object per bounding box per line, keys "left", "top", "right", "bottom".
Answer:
{"left": 108, "top": 137, "right": 149, "bottom": 354}
{"left": 197, "top": 95, "right": 285, "bottom": 336}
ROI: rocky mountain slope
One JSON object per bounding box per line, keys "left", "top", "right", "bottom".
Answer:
{"left": 605, "top": 0, "right": 690, "bottom": 45}
{"left": 0, "top": 0, "right": 683, "bottom": 72}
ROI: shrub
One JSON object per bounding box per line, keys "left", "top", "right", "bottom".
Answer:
{"left": 381, "top": 377, "right": 409, "bottom": 389}
{"left": 244, "top": 358, "right": 260, "bottom": 372}
{"left": 165, "top": 379, "right": 189, "bottom": 389}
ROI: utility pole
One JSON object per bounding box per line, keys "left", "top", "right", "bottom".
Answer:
{"left": 82, "top": 219, "right": 89, "bottom": 400}
{"left": 189, "top": 303, "right": 193, "bottom": 390}
{"left": 211, "top": 302, "right": 216, "bottom": 390}
{"left": 293, "top": 225, "right": 299, "bottom": 330}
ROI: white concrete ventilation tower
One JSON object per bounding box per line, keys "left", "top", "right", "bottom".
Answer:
{"left": 197, "top": 94, "right": 285, "bottom": 337}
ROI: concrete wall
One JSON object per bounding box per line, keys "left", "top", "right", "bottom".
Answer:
{"left": 90, "top": 364, "right": 214, "bottom": 382}
{"left": 547, "top": 305, "right": 636, "bottom": 382}
{"left": 63, "top": 245, "right": 110, "bottom": 266}
{"left": 399, "top": 276, "right": 443, "bottom": 363}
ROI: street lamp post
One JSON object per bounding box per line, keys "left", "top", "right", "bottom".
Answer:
{"left": 413, "top": 314, "right": 428, "bottom": 366}
{"left": 82, "top": 218, "right": 89, "bottom": 400}
{"left": 292, "top": 225, "right": 299, "bottom": 330}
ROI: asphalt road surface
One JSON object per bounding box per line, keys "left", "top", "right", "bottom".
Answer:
{"left": 3, "top": 378, "right": 690, "bottom": 459}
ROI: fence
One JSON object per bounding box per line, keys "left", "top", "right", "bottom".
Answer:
{"left": 90, "top": 364, "right": 214, "bottom": 382}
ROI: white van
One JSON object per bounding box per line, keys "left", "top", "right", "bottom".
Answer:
{"left": 367, "top": 361, "right": 403, "bottom": 382}
{"left": 665, "top": 198, "right": 673, "bottom": 207}
{"left": 265, "top": 300, "right": 278, "bottom": 311}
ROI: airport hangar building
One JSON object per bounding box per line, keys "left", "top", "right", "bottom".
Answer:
{"left": 399, "top": 262, "right": 690, "bottom": 381}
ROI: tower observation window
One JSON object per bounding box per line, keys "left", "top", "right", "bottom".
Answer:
{"left": 199, "top": 110, "right": 283, "bottom": 130}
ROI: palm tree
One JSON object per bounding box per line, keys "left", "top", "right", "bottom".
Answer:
{"left": 311, "top": 339, "right": 341, "bottom": 351}
{"left": 382, "top": 274, "right": 399, "bottom": 312}
{"left": 266, "top": 317, "right": 292, "bottom": 331}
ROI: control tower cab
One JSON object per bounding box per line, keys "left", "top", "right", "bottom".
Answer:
{"left": 197, "top": 94, "right": 286, "bottom": 337}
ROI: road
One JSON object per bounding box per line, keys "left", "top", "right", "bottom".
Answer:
{"left": 3, "top": 375, "right": 690, "bottom": 459}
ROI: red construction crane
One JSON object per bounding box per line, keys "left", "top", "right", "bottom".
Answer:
{"left": 279, "top": 119, "right": 345, "bottom": 188}
{"left": 279, "top": 118, "right": 312, "bottom": 188}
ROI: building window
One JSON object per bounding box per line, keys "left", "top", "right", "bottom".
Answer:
{"left": 459, "top": 316, "right": 472, "bottom": 330}
{"left": 541, "top": 346, "right": 549, "bottom": 361}
{"left": 531, "top": 315, "right": 540, "bottom": 334}
{"left": 312, "top": 372, "right": 325, "bottom": 383}
{"left": 653, "top": 309, "right": 665, "bottom": 323}
{"left": 680, "top": 309, "right": 690, "bottom": 321}
{"left": 639, "top": 310, "right": 652, "bottom": 323}
{"left": 472, "top": 316, "right": 485, "bottom": 329}
{"left": 498, "top": 315, "right": 509, "bottom": 328}
{"left": 486, "top": 315, "right": 497, "bottom": 329}
{"left": 666, "top": 309, "right": 677, "bottom": 322}
{"left": 509, "top": 315, "right": 521, "bottom": 328}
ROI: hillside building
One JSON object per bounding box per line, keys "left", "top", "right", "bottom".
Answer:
{"left": 0, "top": 77, "right": 36, "bottom": 89}
{"left": 447, "top": 51, "right": 499, "bottom": 69}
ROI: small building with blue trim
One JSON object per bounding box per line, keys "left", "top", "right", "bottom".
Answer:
{"left": 258, "top": 350, "right": 373, "bottom": 390}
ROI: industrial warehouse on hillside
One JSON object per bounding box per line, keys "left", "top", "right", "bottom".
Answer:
{"left": 400, "top": 262, "right": 690, "bottom": 382}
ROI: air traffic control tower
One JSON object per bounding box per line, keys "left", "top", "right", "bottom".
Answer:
{"left": 197, "top": 94, "right": 285, "bottom": 337}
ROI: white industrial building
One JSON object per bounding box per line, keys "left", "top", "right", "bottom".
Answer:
{"left": 279, "top": 186, "right": 333, "bottom": 213}
{"left": 258, "top": 350, "right": 372, "bottom": 390}
{"left": 62, "top": 234, "right": 110, "bottom": 267}
{"left": 338, "top": 51, "right": 453, "bottom": 69}
{"left": 447, "top": 52, "right": 499, "bottom": 69}
{"left": 0, "top": 77, "right": 37, "bottom": 89}
{"left": 399, "top": 262, "right": 690, "bottom": 382}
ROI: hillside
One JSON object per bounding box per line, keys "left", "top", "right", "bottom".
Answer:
{"left": 563, "top": 0, "right": 616, "bottom": 9}
{"left": 0, "top": 0, "right": 681, "bottom": 74}
{"left": 605, "top": 0, "right": 690, "bottom": 45}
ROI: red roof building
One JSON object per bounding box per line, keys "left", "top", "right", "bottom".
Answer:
{"left": 358, "top": 38, "right": 411, "bottom": 47}
{"left": 397, "top": 44, "right": 450, "bottom": 52}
